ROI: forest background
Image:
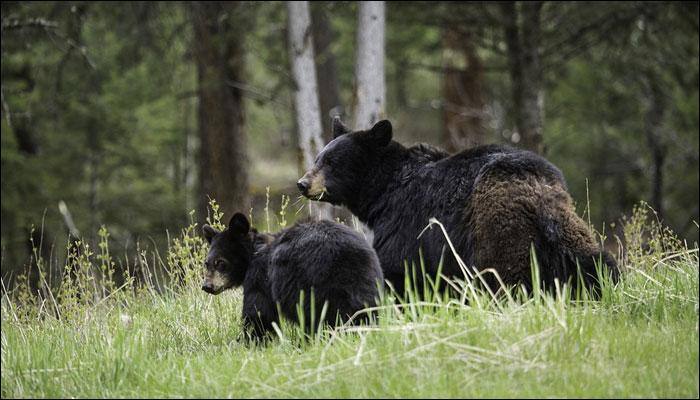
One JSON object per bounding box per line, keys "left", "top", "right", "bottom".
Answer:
{"left": 2, "top": 1, "right": 698, "bottom": 289}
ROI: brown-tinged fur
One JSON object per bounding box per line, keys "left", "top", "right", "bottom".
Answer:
{"left": 203, "top": 270, "right": 229, "bottom": 293}
{"left": 470, "top": 172, "right": 601, "bottom": 291}
{"left": 308, "top": 169, "right": 326, "bottom": 196}
{"left": 299, "top": 168, "right": 327, "bottom": 197}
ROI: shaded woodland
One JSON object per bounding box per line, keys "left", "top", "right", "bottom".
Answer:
{"left": 1, "top": 1, "right": 698, "bottom": 288}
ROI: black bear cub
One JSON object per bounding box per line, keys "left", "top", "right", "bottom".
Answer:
{"left": 201, "top": 212, "right": 383, "bottom": 341}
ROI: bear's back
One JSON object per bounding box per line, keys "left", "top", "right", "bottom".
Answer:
{"left": 371, "top": 143, "right": 572, "bottom": 292}
{"left": 412, "top": 144, "right": 567, "bottom": 197}
{"left": 394, "top": 144, "right": 520, "bottom": 214}
{"left": 267, "top": 220, "right": 383, "bottom": 324}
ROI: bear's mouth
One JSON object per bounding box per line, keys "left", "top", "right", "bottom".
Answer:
{"left": 203, "top": 287, "right": 223, "bottom": 295}
{"left": 307, "top": 191, "right": 325, "bottom": 200}
{"left": 305, "top": 190, "right": 334, "bottom": 203}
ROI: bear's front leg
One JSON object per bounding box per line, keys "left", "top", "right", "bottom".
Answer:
{"left": 240, "top": 290, "right": 278, "bottom": 344}
{"left": 240, "top": 312, "right": 274, "bottom": 343}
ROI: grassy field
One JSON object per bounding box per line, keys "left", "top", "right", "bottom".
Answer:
{"left": 1, "top": 203, "right": 698, "bottom": 398}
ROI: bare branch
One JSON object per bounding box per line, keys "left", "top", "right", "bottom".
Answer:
{"left": 407, "top": 61, "right": 508, "bottom": 75}
{"left": 0, "top": 86, "right": 14, "bottom": 132}
{"left": 1, "top": 17, "right": 58, "bottom": 31}
{"left": 225, "top": 79, "right": 287, "bottom": 107}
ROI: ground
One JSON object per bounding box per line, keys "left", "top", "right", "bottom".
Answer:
{"left": 1, "top": 204, "right": 698, "bottom": 398}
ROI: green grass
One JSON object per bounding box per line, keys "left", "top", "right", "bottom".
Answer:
{"left": 1, "top": 202, "right": 698, "bottom": 398}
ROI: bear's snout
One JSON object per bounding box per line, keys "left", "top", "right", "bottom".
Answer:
{"left": 297, "top": 178, "right": 310, "bottom": 195}
{"left": 201, "top": 283, "right": 216, "bottom": 294}
{"left": 201, "top": 270, "right": 230, "bottom": 295}
{"left": 297, "top": 169, "right": 326, "bottom": 199}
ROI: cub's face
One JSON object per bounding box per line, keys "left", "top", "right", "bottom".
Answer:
{"left": 201, "top": 213, "right": 251, "bottom": 295}
{"left": 297, "top": 118, "right": 393, "bottom": 206}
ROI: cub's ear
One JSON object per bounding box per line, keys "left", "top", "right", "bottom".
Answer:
{"left": 202, "top": 224, "right": 220, "bottom": 243}
{"left": 228, "top": 212, "right": 250, "bottom": 236}
{"left": 368, "top": 119, "right": 392, "bottom": 147}
{"left": 332, "top": 116, "right": 350, "bottom": 138}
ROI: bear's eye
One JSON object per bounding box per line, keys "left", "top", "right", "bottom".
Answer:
{"left": 215, "top": 259, "right": 225, "bottom": 267}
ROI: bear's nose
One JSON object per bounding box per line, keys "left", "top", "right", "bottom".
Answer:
{"left": 297, "top": 179, "right": 310, "bottom": 195}
{"left": 202, "top": 283, "right": 215, "bottom": 294}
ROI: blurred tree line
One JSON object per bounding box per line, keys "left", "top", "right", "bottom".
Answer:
{"left": 1, "top": 1, "right": 698, "bottom": 286}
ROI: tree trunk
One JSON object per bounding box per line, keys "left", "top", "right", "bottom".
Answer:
{"left": 190, "top": 2, "right": 249, "bottom": 222}
{"left": 352, "top": 1, "right": 385, "bottom": 131}
{"left": 287, "top": 1, "right": 331, "bottom": 220}
{"left": 502, "top": 1, "right": 545, "bottom": 154}
{"left": 311, "top": 2, "right": 343, "bottom": 142}
{"left": 310, "top": 2, "right": 353, "bottom": 222}
{"left": 1, "top": 69, "right": 39, "bottom": 155}
{"left": 520, "top": 1, "right": 544, "bottom": 154}
{"left": 643, "top": 74, "right": 666, "bottom": 219}
{"left": 348, "top": 1, "right": 385, "bottom": 239}
{"left": 442, "top": 28, "right": 487, "bottom": 152}
{"left": 395, "top": 58, "right": 408, "bottom": 108}
{"left": 87, "top": 116, "right": 100, "bottom": 238}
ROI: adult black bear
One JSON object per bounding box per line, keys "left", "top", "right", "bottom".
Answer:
{"left": 201, "top": 213, "right": 383, "bottom": 341}
{"left": 298, "top": 117, "right": 619, "bottom": 296}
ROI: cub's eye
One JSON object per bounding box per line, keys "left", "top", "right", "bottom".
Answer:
{"left": 215, "top": 259, "right": 225, "bottom": 267}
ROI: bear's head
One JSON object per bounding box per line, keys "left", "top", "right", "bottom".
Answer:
{"left": 297, "top": 117, "right": 394, "bottom": 208}
{"left": 201, "top": 212, "right": 252, "bottom": 295}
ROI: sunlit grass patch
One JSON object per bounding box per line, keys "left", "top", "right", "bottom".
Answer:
{"left": 1, "top": 199, "right": 698, "bottom": 398}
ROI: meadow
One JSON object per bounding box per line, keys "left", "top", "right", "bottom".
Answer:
{"left": 1, "top": 201, "right": 698, "bottom": 398}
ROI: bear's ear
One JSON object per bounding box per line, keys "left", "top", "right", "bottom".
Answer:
{"left": 332, "top": 116, "right": 350, "bottom": 138}
{"left": 228, "top": 212, "right": 250, "bottom": 236}
{"left": 368, "top": 119, "right": 392, "bottom": 147}
{"left": 202, "top": 224, "right": 220, "bottom": 243}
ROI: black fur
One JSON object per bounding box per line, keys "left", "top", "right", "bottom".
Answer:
{"left": 202, "top": 214, "right": 383, "bottom": 341}
{"left": 301, "top": 120, "right": 619, "bottom": 296}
